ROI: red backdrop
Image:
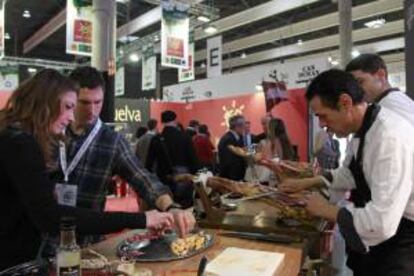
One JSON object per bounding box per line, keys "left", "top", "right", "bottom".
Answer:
{"left": 0, "top": 92, "right": 12, "bottom": 109}
{"left": 150, "top": 89, "right": 308, "bottom": 161}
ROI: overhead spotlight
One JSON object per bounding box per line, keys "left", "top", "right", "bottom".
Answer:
{"left": 200, "top": 62, "right": 206, "bottom": 68}
{"left": 22, "top": 10, "right": 31, "bottom": 18}
{"left": 352, "top": 50, "right": 360, "bottom": 58}
{"left": 28, "top": 67, "right": 37, "bottom": 73}
{"left": 203, "top": 25, "right": 217, "bottom": 34}
{"left": 297, "top": 39, "right": 303, "bottom": 46}
{"left": 328, "top": 56, "right": 333, "bottom": 63}
{"left": 364, "top": 18, "right": 386, "bottom": 29}
{"left": 153, "top": 35, "right": 160, "bottom": 42}
{"left": 241, "top": 52, "right": 247, "bottom": 59}
{"left": 119, "top": 49, "right": 124, "bottom": 55}
{"left": 129, "top": 53, "right": 140, "bottom": 62}
{"left": 255, "top": 83, "right": 263, "bottom": 91}
{"left": 197, "top": 15, "right": 211, "bottom": 23}
{"left": 4, "top": 33, "right": 10, "bottom": 40}
{"left": 331, "top": 60, "right": 340, "bottom": 66}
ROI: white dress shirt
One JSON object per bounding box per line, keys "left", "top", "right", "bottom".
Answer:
{"left": 379, "top": 90, "right": 414, "bottom": 127}
{"left": 329, "top": 107, "right": 414, "bottom": 248}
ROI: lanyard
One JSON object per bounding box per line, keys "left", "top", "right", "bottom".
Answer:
{"left": 59, "top": 119, "right": 102, "bottom": 182}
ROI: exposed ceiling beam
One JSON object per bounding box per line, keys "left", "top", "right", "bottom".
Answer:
{"left": 23, "top": 9, "right": 66, "bottom": 54}
{"left": 195, "top": 0, "right": 403, "bottom": 61}
{"left": 195, "top": 19, "right": 403, "bottom": 73}
{"left": 194, "top": 0, "right": 320, "bottom": 40}
{"left": 117, "top": 6, "right": 161, "bottom": 39}
{"left": 222, "top": 20, "right": 403, "bottom": 69}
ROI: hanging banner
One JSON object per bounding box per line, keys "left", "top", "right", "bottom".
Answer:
{"left": 115, "top": 66, "right": 125, "bottom": 97}
{"left": 0, "top": 65, "right": 19, "bottom": 91}
{"left": 207, "top": 35, "right": 222, "bottom": 78}
{"left": 66, "top": 0, "right": 93, "bottom": 56}
{"left": 0, "top": 0, "right": 5, "bottom": 59}
{"left": 178, "top": 33, "right": 194, "bottom": 82}
{"left": 161, "top": 0, "right": 190, "bottom": 69}
{"left": 262, "top": 81, "right": 288, "bottom": 112}
{"left": 142, "top": 47, "right": 157, "bottom": 91}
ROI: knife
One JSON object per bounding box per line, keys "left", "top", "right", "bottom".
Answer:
{"left": 232, "top": 191, "right": 278, "bottom": 202}
{"left": 220, "top": 231, "right": 301, "bottom": 243}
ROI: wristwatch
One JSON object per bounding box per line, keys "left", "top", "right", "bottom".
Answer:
{"left": 166, "top": 202, "right": 183, "bottom": 211}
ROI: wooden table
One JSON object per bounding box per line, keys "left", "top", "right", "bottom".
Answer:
{"left": 90, "top": 229, "right": 303, "bottom": 276}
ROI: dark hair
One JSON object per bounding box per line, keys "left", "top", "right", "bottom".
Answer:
{"left": 147, "top": 119, "right": 158, "bottom": 130}
{"left": 0, "top": 69, "right": 78, "bottom": 164}
{"left": 199, "top": 124, "right": 209, "bottom": 135}
{"left": 267, "top": 118, "right": 295, "bottom": 160}
{"left": 177, "top": 122, "right": 185, "bottom": 132}
{"left": 189, "top": 120, "right": 200, "bottom": 128}
{"left": 306, "top": 69, "right": 364, "bottom": 109}
{"left": 229, "top": 115, "right": 244, "bottom": 130}
{"left": 135, "top": 126, "right": 148, "bottom": 139}
{"left": 69, "top": 66, "right": 105, "bottom": 89}
{"left": 345, "top": 53, "right": 388, "bottom": 76}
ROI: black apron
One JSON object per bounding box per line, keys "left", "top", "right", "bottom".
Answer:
{"left": 347, "top": 103, "right": 414, "bottom": 276}
{"left": 374, "top": 87, "right": 400, "bottom": 104}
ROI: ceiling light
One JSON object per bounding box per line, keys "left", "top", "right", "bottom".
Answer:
{"left": 197, "top": 15, "right": 211, "bottom": 23}
{"left": 364, "top": 18, "right": 386, "bottom": 29}
{"left": 352, "top": 50, "right": 360, "bottom": 58}
{"left": 129, "top": 53, "right": 140, "bottom": 62}
{"left": 28, "top": 67, "right": 37, "bottom": 73}
{"left": 241, "top": 52, "right": 247, "bottom": 59}
{"left": 116, "top": 0, "right": 129, "bottom": 3}
{"left": 4, "top": 32, "right": 10, "bottom": 40}
{"left": 255, "top": 84, "right": 263, "bottom": 91}
{"left": 22, "top": 10, "right": 31, "bottom": 18}
{"left": 328, "top": 56, "right": 333, "bottom": 62}
{"left": 200, "top": 62, "right": 206, "bottom": 68}
{"left": 297, "top": 39, "right": 303, "bottom": 46}
{"left": 203, "top": 25, "right": 217, "bottom": 34}
{"left": 331, "top": 60, "right": 340, "bottom": 66}
{"left": 153, "top": 35, "right": 160, "bottom": 42}
{"left": 118, "top": 35, "right": 139, "bottom": 43}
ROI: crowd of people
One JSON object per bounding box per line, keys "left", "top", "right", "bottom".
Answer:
{"left": 2, "top": 51, "right": 412, "bottom": 275}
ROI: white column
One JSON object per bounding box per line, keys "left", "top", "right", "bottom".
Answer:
{"left": 338, "top": 0, "right": 352, "bottom": 68}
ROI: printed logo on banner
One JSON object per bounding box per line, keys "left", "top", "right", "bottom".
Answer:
{"left": 207, "top": 35, "right": 222, "bottom": 78}
{"left": 115, "top": 66, "right": 125, "bottom": 97}
{"left": 296, "top": 65, "right": 320, "bottom": 85}
{"left": 66, "top": 0, "right": 93, "bottom": 56}
{"left": 0, "top": 65, "right": 19, "bottom": 91}
{"left": 161, "top": 0, "right": 190, "bottom": 69}
{"left": 221, "top": 100, "right": 245, "bottom": 128}
{"left": 180, "top": 86, "right": 195, "bottom": 102}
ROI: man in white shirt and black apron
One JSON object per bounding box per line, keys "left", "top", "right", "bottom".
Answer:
{"left": 303, "top": 69, "right": 414, "bottom": 276}
{"left": 345, "top": 53, "right": 414, "bottom": 127}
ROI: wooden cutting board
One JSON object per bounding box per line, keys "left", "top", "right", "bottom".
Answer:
{"left": 205, "top": 247, "right": 285, "bottom": 276}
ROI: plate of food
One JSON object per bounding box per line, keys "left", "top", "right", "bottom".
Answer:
{"left": 117, "top": 230, "right": 214, "bottom": 262}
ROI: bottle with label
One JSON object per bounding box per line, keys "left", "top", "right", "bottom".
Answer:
{"left": 56, "top": 217, "right": 81, "bottom": 276}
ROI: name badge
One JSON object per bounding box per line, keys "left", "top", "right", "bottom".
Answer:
{"left": 55, "top": 183, "right": 78, "bottom": 207}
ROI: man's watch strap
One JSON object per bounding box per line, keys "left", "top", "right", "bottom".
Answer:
{"left": 166, "top": 203, "right": 183, "bottom": 211}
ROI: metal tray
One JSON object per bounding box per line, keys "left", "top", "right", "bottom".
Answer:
{"left": 117, "top": 231, "right": 214, "bottom": 262}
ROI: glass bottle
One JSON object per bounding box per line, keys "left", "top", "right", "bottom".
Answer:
{"left": 56, "top": 217, "right": 81, "bottom": 276}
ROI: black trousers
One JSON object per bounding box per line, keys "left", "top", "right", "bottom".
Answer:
{"left": 348, "top": 218, "right": 414, "bottom": 276}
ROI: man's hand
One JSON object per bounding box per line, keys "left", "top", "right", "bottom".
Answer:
{"left": 169, "top": 209, "right": 196, "bottom": 238}
{"left": 303, "top": 192, "right": 338, "bottom": 222}
{"left": 145, "top": 210, "right": 174, "bottom": 231}
{"left": 279, "top": 178, "right": 310, "bottom": 193}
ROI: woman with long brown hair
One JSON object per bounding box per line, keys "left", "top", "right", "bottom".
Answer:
{"left": 265, "top": 118, "right": 296, "bottom": 161}
{"left": 0, "top": 69, "right": 172, "bottom": 270}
